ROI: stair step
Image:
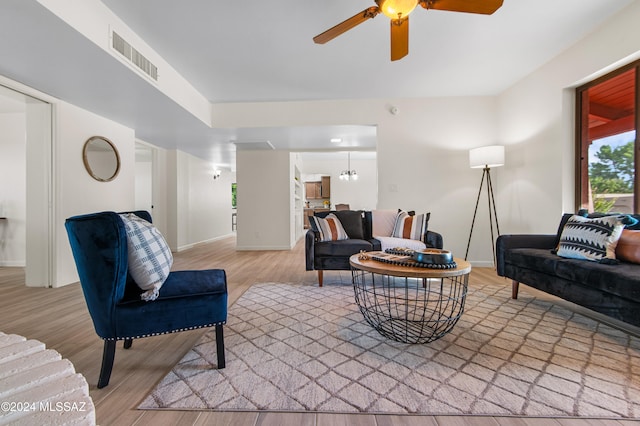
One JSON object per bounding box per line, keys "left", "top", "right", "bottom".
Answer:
{"left": 0, "top": 334, "right": 26, "bottom": 350}
{"left": 0, "top": 374, "right": 92, "bottom": 424}
{"left": 0, "top": 335, "right": 95, "bottom": 425}
{"left": 0, "top": 359, "right": 76, "bottom": 399}
{"left": 0, "top": 349, "right": 62, "bottom": 380}
{"left": 0, "top": 340, "right": 45, "bottom": 365}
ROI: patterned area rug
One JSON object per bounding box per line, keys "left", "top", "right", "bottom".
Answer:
{"left": 139, "top": 282, "right": 640, "bottom": 417}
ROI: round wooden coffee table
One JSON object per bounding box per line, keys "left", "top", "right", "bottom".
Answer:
{"left": 349, "top": 252, "right": 471, "bottom": 344}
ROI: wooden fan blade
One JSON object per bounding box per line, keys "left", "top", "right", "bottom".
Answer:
{"left": 390, "top": 17, "right": 409, "bottom": 61}
{"left": 313, "top": 7, "right": 380, "bottom": 44}
{"left": 419, "top": 0, "right": 503, "bottom": 15}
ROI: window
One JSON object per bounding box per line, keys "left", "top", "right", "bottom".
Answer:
{"left": 576, "top": 61, "right": 639, "bottom": 214}
{"left": 231, "top": 183, "right": 237, "bottom": 209}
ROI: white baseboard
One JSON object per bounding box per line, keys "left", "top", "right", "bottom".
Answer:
{"left": 236, "top": 245, "right": 293, "bottom": 251}
{"left": 468, "top": 261, "right": 496, "bottom": 268}
{"left": 0, "top": 261, "right": 25, "bottom": 267}
{"left": 175, "top": 233, "right": 235, "bottom": 252}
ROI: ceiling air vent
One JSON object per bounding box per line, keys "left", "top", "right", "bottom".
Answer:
{"left": 232, "top": 141, "right": 275, "bottom": 150}
{"left": 112, "top": 31, "right": 158, "bottom": 81}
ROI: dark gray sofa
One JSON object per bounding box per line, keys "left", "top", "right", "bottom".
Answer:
{"left": 305, "top": 210, "right": 443, "bottom": 286}
{"left": 496, "top": 213, "right": 640, "bottom": 328}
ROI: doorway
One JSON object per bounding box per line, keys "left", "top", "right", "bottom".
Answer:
{"left": 0, "top": 84, "right": 52, "bottom": 286}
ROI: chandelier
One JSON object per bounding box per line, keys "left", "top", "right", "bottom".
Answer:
{"left": 339, "top": 152, "right": 358, "bottom": 181}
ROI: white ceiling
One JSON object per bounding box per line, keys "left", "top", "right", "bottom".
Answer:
{"left": 0, "top": 0, "right": 634, "bottom": 166}
{"left": 101, "top": 0, "right": 633, "bottom": 102}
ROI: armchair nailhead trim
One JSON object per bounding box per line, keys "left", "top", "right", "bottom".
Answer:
{"left": 103, "top": 320, "right": 226, "bottom": 341}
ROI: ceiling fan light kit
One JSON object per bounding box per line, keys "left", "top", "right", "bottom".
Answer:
{"left": 313, "top": 0, "right": 503, "bottom": 61}
{"left": 378, "top": 0, "right": 418, "bottom": 19}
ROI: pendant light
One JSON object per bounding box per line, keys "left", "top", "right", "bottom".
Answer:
{"left": 340, "top": 152, "right": 358, "bottom": 181}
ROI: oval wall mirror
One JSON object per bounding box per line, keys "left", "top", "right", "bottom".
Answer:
{"left": 83, "top": 136, "right": 121, "bottom": 182}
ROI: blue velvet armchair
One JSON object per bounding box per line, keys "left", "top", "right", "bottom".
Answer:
{"left": 65, "top": 211, "right": 227, "bottom": 388}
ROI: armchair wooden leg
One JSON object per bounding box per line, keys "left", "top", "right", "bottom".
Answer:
{"left": 215, "top": 323, "right": 225, "bottom": 369}
{"left": 123, "top": 339, "right": 133, "bottom": 349}
{"left": 98, "top": 340, "right": 116, "bottom": 389}
{"left": 318, "top": 270, "right": 323, "bottom": 287}
{"left": 512, "top": 280, "right": 519, "bottom": 299}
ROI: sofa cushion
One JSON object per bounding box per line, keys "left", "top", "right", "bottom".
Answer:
{"left": 376, "top": 236, "right": 426, "bottom": 252}
{"left": 119, "top": 213, "right": 173, "bottom": 301}
{"left": 616, "top": 229, "right": 640, "bottom": 264}
{"left": 372, "top": 210, "right": 398, "bottom": 237}
{"left": 314, "top": 239, "right": 375, "bottom": 257}
{"left": 505, "top": 248, "right": 640, "bottom": 302}
{"left": 332, "top": 210, "right": 365, "bottom": 239}
{"left": 309, "top": 214, "right": 349, "bottom": 242}
{"left": 557, "top": 215, "right": 624, "bottom": 262}
{"left": 392, "top": 210, "right": 430, "bottom": 241}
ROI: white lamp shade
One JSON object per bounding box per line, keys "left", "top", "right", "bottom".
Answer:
{"left": 469, "top": 145, "right": 505, "bottom": 169}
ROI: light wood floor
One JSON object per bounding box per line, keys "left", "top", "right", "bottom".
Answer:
{"left": 1, "top": 236, "right": 637, "bottom": 426}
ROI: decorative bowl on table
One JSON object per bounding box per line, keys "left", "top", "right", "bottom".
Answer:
{"left": 412, "top": 248, "right": 453, "bottom": 264}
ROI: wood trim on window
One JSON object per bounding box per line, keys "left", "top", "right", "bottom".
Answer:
{"left": 575, "top": 59, "right": 639, "bottom": 214}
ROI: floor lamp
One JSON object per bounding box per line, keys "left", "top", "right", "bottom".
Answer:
{"left": 465, "top": 145, "right": 505, "bottom": 266}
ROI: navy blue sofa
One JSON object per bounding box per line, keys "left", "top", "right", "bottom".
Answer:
{"left": 305, "top": 210, "right": 443, "bottom": 286}
{"left": 496, "top": 213, "right": 640, "bottom": 328}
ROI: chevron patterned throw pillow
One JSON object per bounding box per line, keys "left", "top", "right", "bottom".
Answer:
{"left": 557, "top": 215, "right": 624, "bottom": 262}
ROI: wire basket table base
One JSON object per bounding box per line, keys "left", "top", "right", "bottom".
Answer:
{"left": 350, "top": 254, "right": 470, "bottom": 344}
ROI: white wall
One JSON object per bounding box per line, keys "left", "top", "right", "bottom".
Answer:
{"left": 214, "top": 96, "right": 497, "bottom": 264}
{"left": 25, "top": 100, "right": 52, "bottom": 287}
{"left": 165, "top": 150, "right": 234, "bottom": 252}
{"left": 0, "top": 113, "right": 26, "bottom": 266}
{"left": 301, "top": 156, "right": 378, "bottom": 211}
{"left": 135, "top": 149, "right": 153, "bottom": 213}
{"left": 151, "top": 146, "right": 169, "bottom": 236}
{"left": 37, "top": 0, "right": 211, "bottom": 126}
{"left": 7, "top": 0, "right": 640, "bottom": 272}
{"left": 236, "top": 149, "right": 293, "bottom": 250}
{"left": 55, "top": 101, "right": 136, "bottom": 287}
{"left": 0, "top": 83, "right": 258, "bottom": 289}
{"left": 211, "top": 2, "right": 640, "bottom": 265}
{"left": 51, "top": 98, "right": 235, "bottom": 285}
{"left": 45, "top": 100, "right": 234, "bottom": 283}
{"left": 497, "top": 0, "right": 640, "bottom": 236}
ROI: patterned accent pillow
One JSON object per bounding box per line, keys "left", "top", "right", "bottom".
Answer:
{"left": 120, "top": 213, "right": 173, "bottom": 301}
{"left": 309, "top": 213, "right": 349, "bottom": 242}
{"left": 557, "top": 215, "right": 624, "bottom": 262}
{"left": 391, "top": 211, "right": 430, "bottom": 241}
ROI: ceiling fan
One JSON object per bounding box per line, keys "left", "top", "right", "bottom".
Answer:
{"left": 313, "top": 0, "right": 504, "bottom": 61}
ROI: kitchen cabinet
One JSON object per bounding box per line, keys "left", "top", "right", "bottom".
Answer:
{"left": 305, "top": 182, "right": 319, "bottom": 199}
{"left": 305, "top": 177, "right": 331, "bottom": 199}
{"left": 321, "top": 176, "right": 331, "bottom": 198}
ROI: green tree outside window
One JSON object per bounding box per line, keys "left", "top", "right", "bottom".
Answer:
{"left": 589, "top": 140, "right": 635, "bottom": 212}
